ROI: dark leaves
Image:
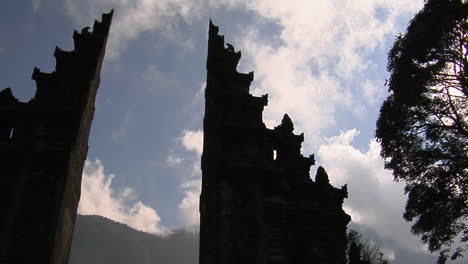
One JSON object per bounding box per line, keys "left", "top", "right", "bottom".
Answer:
{"left": 376, "top": 0, "right": 468, "bottom": 261}
{"left": 346, "top": 230, "right": 392, "bottom": 264}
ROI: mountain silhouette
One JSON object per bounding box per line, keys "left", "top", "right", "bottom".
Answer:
{"left": 70, "top": 215, "right": 198, "bottom": 264}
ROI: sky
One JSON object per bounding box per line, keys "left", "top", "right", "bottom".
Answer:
{"left": 2, "top": 0, "right": 462, "bottom": 263}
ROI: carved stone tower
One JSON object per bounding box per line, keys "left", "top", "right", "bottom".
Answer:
{"left": 0, "top": 12, "right": 112, "bottom": 263}
{"left": 200, "top": 21, "right": 351, "bottom": 264}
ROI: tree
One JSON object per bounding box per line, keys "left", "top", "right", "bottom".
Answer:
{"left": 346, "top": 230, "right": 391, "bottom": 264}
{"left": 375, "top": 0, "right": 467, "bottom": 262}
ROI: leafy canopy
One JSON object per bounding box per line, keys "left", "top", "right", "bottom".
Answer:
{"left": 375, "top": 0, "right": 467, "bottom": 262}
{"left": 346, "top": 230, "right": 391, "bottom": 264}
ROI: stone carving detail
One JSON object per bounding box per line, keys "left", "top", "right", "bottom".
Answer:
{"left": 200, "top": 21, "right": 351, "bottom": 264}
{"left": 0, "top": 11, "right": 112, "bottom": 264}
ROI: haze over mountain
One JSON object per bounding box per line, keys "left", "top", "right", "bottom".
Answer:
{"left": 70, "top": 215, "right": 198, "bottom": 264}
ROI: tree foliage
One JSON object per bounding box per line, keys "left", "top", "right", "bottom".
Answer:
{"left": 375, "top": 0, "right": 467, "bottom": 262}
{"left": 346, "top": 230, "right": 391, "bottom": 264}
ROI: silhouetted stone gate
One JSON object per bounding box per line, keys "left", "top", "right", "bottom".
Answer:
{"left": 0, "top": 11, "right": 112, "bottom": 264}
{"left": 200, "top": 21, "right": 351, "bottom": 264}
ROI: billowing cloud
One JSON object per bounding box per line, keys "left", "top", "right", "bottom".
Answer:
{"left": 317, "top": 129, "right": 430, "bottom": 258}
{"left": 239, "top": 0, "right": 424, "bottom": 137}
{"left": 381, "top": 248, "right": 396, "bottom": 261}
{"left": 181, "top": 130, "right": 203, "bottom": 155}
{"left": 64, "top": 0, "right": 205, "bottom": 59}
{"left": 179, "top": 183, "right": 200, "bottom": 228}
{"left": 173, "top": 130, "right": 204, "bottom": 227}
{"left": 78, "top": 160, "right": 169, "bottom": 236}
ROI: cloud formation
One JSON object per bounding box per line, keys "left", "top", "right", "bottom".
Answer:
{"left": 317, "top": 130, "right": 429, "bottom": 257}
{"left": 79, "top": 160, "right": 169, "bottom": 235}
{"left": 175, "top": 130, "right": 203, "bottom": 227}
{"left": 181, "top": 130, "right": 203, "bottom": 155}
{"left": 239, "top": 0, "right": 424, "bottom": 137}
{"left": 64, "top": 0, "right": 204, "bottom": 59}
{"left": 178, "top": 181, "right": 201, "bottom": 227}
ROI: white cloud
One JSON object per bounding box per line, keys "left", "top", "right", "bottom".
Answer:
{"left": 64, "top": 0, "right": 205, "bottom": 59}
{"left": 177, "top": 176, "right": 201, "bottom": 228}
{"left": 237, "top": 0, "right": 424, "bottom": 138}
{"left": 317, "top": 129, "right": 425, "bottom": 254}
{"left": 381, "top": 247, "right": 397, "bottom": 261}
{"left": 180, "top": 130, "right": 203, "bottom": 155}
{"left": 78, "top": 159, "right": 169, "bottom": 235}
{"left": 178, "top": 184, "right": 201, "bottom": 227}
{"left": 344, "top": 206, "right": 362, "bottom": 223}
{"left": 172, "top": 130, "right": 204, "bottom": 227}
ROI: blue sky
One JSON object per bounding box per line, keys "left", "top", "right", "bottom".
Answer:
{"left": 4, "top": 0, "right": 460, "bottom": 263}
